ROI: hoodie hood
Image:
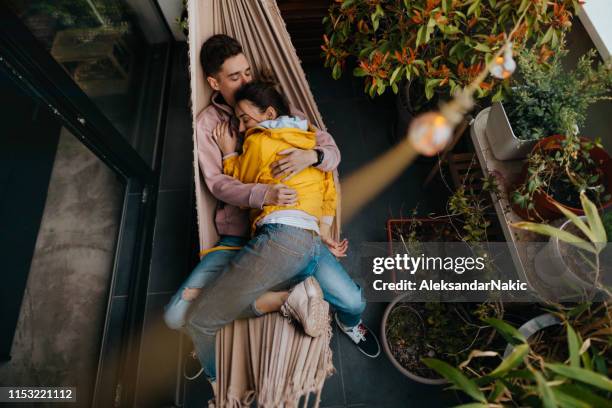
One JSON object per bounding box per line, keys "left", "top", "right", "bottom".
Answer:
{"left": 246, "top": 116, "right": 316, "bottom": 150}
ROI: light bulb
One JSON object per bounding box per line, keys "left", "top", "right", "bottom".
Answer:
{"left": 490, "top": 43, "right": 516, "bottom": 79}
{"left": 408, "top": 112, "right": 452, "bottom": 156}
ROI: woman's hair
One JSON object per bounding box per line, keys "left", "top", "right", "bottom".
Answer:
{"left": 234, "top": 81, "right": 290, "bottom": 117}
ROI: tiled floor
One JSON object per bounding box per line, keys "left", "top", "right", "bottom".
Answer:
{"left": 298, "top": 64, "right": 455, "bottom": 408}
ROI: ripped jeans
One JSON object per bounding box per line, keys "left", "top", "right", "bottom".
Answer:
{"left": 165, "top": 228, "right": 365, "bottom": 381}
{"left": 163, "top": 236, "right": 251, "bottom": 331}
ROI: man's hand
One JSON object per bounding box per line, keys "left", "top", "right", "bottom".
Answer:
{"left": 271, "top": 148, "right": 318, "bottom": 181}
{"left": 213, "top": 121, "right": 237, "bottom": 156}
{"left": 264, "top": 184, "right": 298, "bottom": 206}
{"left": 320, "top": 223, "right": 348, "bottom": 258}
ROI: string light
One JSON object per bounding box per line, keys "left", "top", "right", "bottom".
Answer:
{"left": 490, "top": 42, "right": 516, "bottom": 79}
{"left": 408, "top": 112, "right": 453, "bottom": 156}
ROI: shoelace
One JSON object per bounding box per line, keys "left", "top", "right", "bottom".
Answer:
{"left": 348, "top": 324, "right": 367, "bottom": 343}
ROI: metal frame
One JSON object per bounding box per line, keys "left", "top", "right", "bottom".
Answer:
{"left": 0, "top": 4, "right": 173, "bottom": 407}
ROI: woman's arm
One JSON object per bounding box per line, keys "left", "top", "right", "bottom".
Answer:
{"left": 197, "top": 114, "right": 269, "bottom": 208}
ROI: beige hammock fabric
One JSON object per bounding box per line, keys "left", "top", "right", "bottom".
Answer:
{"left": 187, "top": 1, "right": 336, "bottom": 406}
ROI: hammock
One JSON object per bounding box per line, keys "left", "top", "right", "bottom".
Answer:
{"left": 187, "top": 1, "right": 335, "bottom": 406}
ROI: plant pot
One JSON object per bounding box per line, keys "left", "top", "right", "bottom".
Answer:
{"left": 485, "top": 102, "right": 538, "bottom": 160}
{"left": 502, "top": 313, "right": 561, "bottom": 358}
{"left": 533, "top": 216, "right": 600, "bottom": 294}
{"left": 514, "top": 135, "right": 612, "bottom": 221}
{"left": 381, "top": 296, "right": 447, "bottom": 385}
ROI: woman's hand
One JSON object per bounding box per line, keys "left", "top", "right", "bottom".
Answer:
{"left": 264, "top": 184, "right": 298, "bottom": 206}
{"left": 213, "top": 121, "right": 237, "bottom": 155}
{"left": 271, "top": 148, "right": 318, "bottom": 180}
{"left": 320, "top": 224, "right": 349, "bottom": 258}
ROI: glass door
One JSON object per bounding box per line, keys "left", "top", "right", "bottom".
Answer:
{"left": 0, "top": 2, "right": 171, "bottom": 406}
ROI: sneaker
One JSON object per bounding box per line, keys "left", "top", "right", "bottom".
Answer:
{"left": 281, "top": 276, "right": 329, "bottom": 337}
{"left": 183, "top": 350, "right": 204, "bottom": 380}
{"left": 335, "top": 314, "right": 381, "bottom": 358}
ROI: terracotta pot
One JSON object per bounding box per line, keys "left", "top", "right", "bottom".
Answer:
{"left": 513, "top": 135, "right": 612, "bottom": 221}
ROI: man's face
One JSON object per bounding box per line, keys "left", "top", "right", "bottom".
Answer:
{"left": 206, "top": 53, "right": 252, "bottom": 106}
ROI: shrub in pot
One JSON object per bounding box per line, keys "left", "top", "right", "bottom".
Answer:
{"left": 512, "top": 133, "right": 612, "bottom": 222}
{"left": 424, "top": 302, "right": 612, "bottom": 408}
{"left": 486, "top": 48, "right": 612, "bottom": 160}
{"left": 322, "top": 0, "right": 579, "bottom": 140}
{"left": 382, "top": 178, "right": 503, "bottom": 384}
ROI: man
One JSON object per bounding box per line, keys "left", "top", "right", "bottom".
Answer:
{"left": 167, "top": 34, "right": 380, "bottom": 385}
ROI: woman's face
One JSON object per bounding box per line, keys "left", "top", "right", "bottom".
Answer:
{"left": 235, "top": 100, "right": 276, "bottom": 133}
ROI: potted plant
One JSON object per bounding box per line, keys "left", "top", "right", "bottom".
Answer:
{"left": 322, "top": 0, "right": 579, "bottom": 139}
{"left": 486, "top": 48, "right": 612, "bottom": 160}
{"left": 423, "top": 302, "right": 612, "bottom": 408}
{"left": 512, "top": 131, "right": 612, "bottom": 221}
{"left": 512, "top": 191, "right": 611, "bottom": 298}
{"left": 382, "top": 300, "right": 501, "bottom": 384}
{"left": 382, "top": 177, "right": 503, "bottom": 384}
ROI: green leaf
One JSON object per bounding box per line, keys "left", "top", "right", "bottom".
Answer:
{"left": 511, "top": 222, "right": 597, "bottom": 254}
{"left": 546, "top": 364, "right": 612, "bottom": 391}
{"left": 491, "top": 87, "right": 504, "bottom": 102}
{"left": 539, "top": 26, "right": 554, "bottom": 46}
{"left": 488, "top": 380, "right": 506, "bottom": 401}
{"left": 552, "top": 30, "right": 560, "bottom": 49}
{"left": 566, "top": 325, "right": 581, "bottom": 368}
{"left": 442, "top": 0, "right": 453, "bottom": 13}
{"left": 490, "top": 344, "right": 529, "bottom": 377}
{"left": 580, "top": 192, "right": 607, "bottom": 248}
{"left": 557, "top": 383, "right": 612, "bottom": 408}
{"left": 518, "top": 0, "right": 530, "bottom": 14}
{"left": 353, "top": 67, "right": 367, "bottom": 77}
{"left": 534, "top": 371, "right": 558, "bottom": 408}
{"left": 332, "top": 63, "right": 342, "bottom": 80}
{"left": 484, "top": 318, "right": 526, "bottom": 345}
{"left": 340, "top": 0, "right": 355, "bottom": 10}
{"left": 416, "top": 25, "right": 426, "bottom": 48}
{"left": 467, "top": 0, "right": 481, "bottom": 16}
{"left": 424, "top": 78, "right": 442, "bottom": 100}
{"left": 553, "top": 202, "right": 600, "bottom": 248}
{"left": 390, "top": 66, "right": 402, "bottom": 84}
{"left": 422, "top": 358, "right": 487, "bottom": 403}
{"left": 473, "top": 43, "right": 491, "bottom": 52}
{"left": 551, "top": 388, "right": 590, "bottom": 408}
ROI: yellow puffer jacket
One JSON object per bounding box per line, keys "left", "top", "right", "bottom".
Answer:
{"left": 223, "top": 126, "right": 336, "bottom": 234}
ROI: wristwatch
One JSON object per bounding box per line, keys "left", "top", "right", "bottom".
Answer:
{"left": 313, "top": 148, "right": 324, "bottom": 167}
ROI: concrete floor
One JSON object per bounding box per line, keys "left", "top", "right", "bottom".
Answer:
{"left": 0, "top": 128, "right": 123, "bottom": 407}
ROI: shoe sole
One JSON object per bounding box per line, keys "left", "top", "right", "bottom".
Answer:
{"left": 334, "top": 314, "right": 381, "bottom": 358}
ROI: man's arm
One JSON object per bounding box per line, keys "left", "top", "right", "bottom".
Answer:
{"left": 290, "top": 107, "right": 340, "bottom": 172}
{"left": 197, "top": 114, "right": 269, "bottom": 209}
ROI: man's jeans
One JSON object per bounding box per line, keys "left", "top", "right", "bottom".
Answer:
{"left": 163, "top": 236, "right": 250, "bottom": 331}
{"left": 166, "top": 225, "right": 365, "bottom": 381}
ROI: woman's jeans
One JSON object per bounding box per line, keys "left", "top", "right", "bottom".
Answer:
{"left": 165, "top": 225, "right": 365, "bottom": 381}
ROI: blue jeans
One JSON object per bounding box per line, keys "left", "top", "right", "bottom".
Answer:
{"left": 163, "top": 236, "right": 250, "bottom": 331}
{"left": 170, "top": 226, "right": 365, "bottom": 381}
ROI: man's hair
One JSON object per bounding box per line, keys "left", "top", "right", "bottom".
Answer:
{"left": 234, "top": 81, "right": 290, "bottom": 117}
{"left": 200, "top": 34, "right": 243, "bottom": 76}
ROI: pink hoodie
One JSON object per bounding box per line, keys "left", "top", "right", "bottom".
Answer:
{"left": 196, "top": 92, "right": 341, "bottom": 237}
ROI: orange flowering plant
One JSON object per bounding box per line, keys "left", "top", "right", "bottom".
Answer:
{"left": 322, "top": 0, "right": 580, "bottom": 100}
